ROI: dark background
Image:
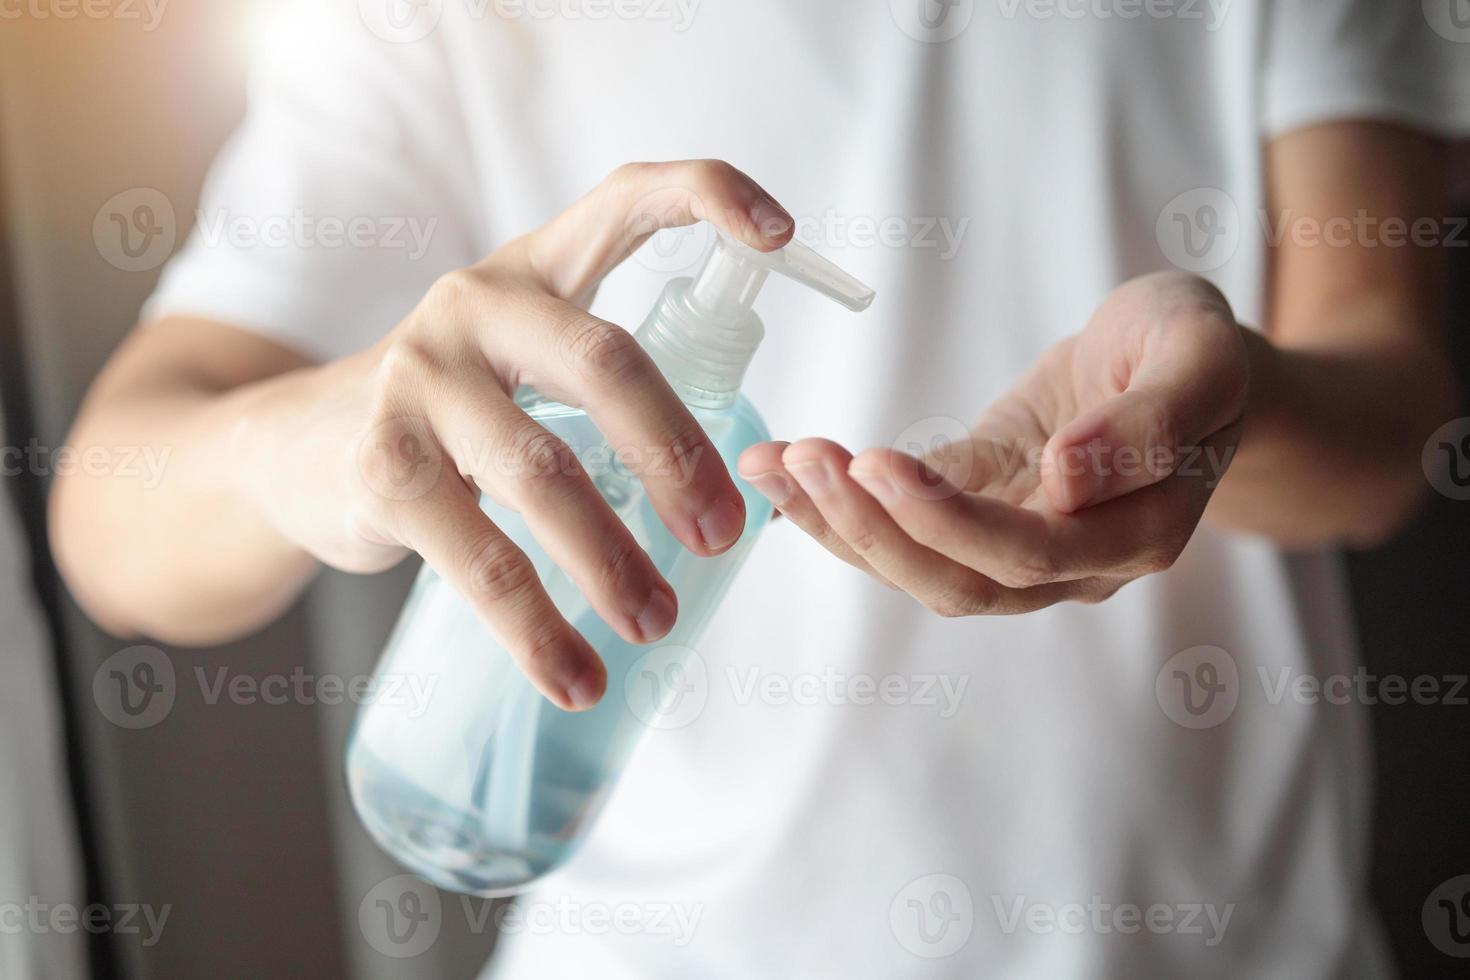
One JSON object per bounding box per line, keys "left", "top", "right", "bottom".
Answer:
{"left": 1352, "top": 205, "right": 1470, "bottom": 979}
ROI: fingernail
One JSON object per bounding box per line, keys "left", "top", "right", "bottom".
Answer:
{"left": 750, "top": 199, "right": 793, "bottom": 241}
{"left": 849, "top": 467, "right": 898, "bottom": 504}
{"left": 787, "top": 460, "right": 831, "bottom": 494}
{"left": 697, "top": 497, "right": 745, "bottom": 552}
{"left": 564, "top": 672, "right": 603, "bottom": 712}
{"left": 636, "top": 589, "right": 677, "bottom": 642}
{"left": 747, "top": 472, "right": 794, "bottom": 507}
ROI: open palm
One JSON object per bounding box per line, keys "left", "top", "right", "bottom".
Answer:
{"left": 738, "top": 272, "right": 1251, "bottom": 614}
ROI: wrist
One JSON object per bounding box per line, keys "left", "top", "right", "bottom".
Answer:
{"left": 1237, "top": 324, "right": 1281, "bottom": 435}
{"left": 225, "top": 359, "right": 341, "bottom": 542}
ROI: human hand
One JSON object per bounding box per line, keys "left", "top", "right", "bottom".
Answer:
{"left": 238, "top": 161, "right": 794, "bottom": 708}
{"left": 738, "top": 272, "right": 1250, "bottom": 615}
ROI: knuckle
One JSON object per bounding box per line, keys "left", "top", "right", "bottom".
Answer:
{"left": 1141, "top": 401, "right": 1180, "bottom": 465}
{"left": 518, "top": 624, "right": 580, "bottom": 676}
{"left": 562, "top": 315, "right": 643, "bottom": 387}
{"left": 464, "top": 539, "right": 538, "bottom": 607}
{"left": 843, "top": 526, "right": 882, "bottom": 557}
{"left": 639, "top": 425, "right": 707, "bottom": 482}
{"left": 688, "top": 158, "right": 741, "bottom": 186}
{"left": 1076, "top": 581, "right": 1125, "bottom": 605}
{"left": 426, "top": 268, "right": 482, "bottom": 314}
{"left": 925, "top": 598, "right": 963, "bottom": 619}
{"left": 1032, "top": 339, "right": 1074, "bottom": 379}
{"left": 1134, "top": 524, "right": 1190, "bottom": 576}
{"left": 598, "top": 540, "right": 644, "bottom": 595}
{"left": 1000, "top": 552, "right": 1059, "bottom": 590}
{"left": 926, "top": 589, "right": 984, "bottom": 619}
{"left": 375, "top": 338, "right": 438, "bottom": 392}
{"left": 506, "top": 425, "right": 576, "bottom": 490}
{"left": 344, "top": 504, "right": 392, "bottom": 547}
{"left": 609, "top": 161, "right": 653, "bottom": 186}
{"left": 1139, "top": 545, "right": 1180, "bottom": 577}
{"left": 1155, "top": 272, "right": 1234, "bottom": 326}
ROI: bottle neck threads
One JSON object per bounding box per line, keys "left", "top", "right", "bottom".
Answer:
{"left": 634, "top": 279, "right": 764, "bottom": 411}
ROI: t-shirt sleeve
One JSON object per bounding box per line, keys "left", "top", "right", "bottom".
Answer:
{"left": 141, "top": 9, "right": 483, "bottom": 362}
{"left": 1262, "top": 0, "right": 1470, "bottom": 140}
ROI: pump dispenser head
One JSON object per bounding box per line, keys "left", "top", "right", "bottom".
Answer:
{"left": 635, "top": 230, "right": 876, "bottom": 408}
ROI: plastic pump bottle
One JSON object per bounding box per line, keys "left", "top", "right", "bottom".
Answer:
{"left": 346, "top": 230, "right": 876, "bottom": 896}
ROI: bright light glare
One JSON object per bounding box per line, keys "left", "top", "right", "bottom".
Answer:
{"left": 244, "top": 0, "right": 335, "bottom": 69}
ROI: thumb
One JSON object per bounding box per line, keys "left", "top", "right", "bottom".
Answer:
{"left": 1041, "top": 335, "right": 1249, "bottom": 513}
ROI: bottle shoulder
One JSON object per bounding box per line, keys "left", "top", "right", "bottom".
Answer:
{"left": 517, "top": 386, "right": 768, "bottom": 444}
{"left": 697, "top": 393, "right": 769, "bottom": 442}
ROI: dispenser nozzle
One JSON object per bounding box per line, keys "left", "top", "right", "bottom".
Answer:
{"left": 687, "top": 231, "right": 876, "bottom": 320}
{"left": 636, "top": 226, "right": 876, "bottom": 409}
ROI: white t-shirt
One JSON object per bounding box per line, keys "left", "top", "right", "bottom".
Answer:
{"left": 144, "top": 2, "right": 1469, "bottom": 976}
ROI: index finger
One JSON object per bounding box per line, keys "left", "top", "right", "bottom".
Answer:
{"left": 482, "top": 160, "right": 796, "bottom": 556}
{"left": 521, "top": 159, "right": 795, "bottom": 306}
{"left": 492, "top": 294, "right": 747, "bottom": 557}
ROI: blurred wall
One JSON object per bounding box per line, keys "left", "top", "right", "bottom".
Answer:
{"left": 0, "top": 5, "right": 495, "bottom": 979}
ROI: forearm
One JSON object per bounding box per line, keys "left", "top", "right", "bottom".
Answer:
{"left": 49, "top": 343, "right": 323, "bottom": 645}
{"left": 1206, "top": 325, "right": 1459, "bottom": 548}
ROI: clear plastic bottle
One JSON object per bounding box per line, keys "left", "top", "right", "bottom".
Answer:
{"left": 346, "top": 230, "right": 875, "bottom": 895}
